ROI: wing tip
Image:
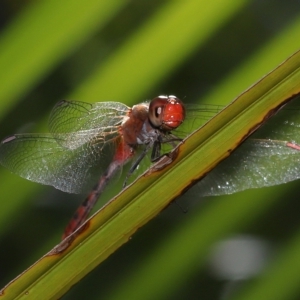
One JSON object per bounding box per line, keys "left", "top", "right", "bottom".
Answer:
{"left": 2, "top": 135, "right": 16, "bottom": 144}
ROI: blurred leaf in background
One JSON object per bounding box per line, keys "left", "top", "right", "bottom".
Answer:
{"left": 1, "top": 0, "right": 300, "bottom": 299}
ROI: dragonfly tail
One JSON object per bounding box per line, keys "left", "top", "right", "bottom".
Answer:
{"left": 62, "top": 188, "right": 101, "bottom": 239}
{"left": 62, "top": 140, "right": 134, "bottom": 239}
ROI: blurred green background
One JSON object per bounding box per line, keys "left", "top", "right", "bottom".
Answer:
{"left": 1, "top": 0, "right": 300, "bottom": 299}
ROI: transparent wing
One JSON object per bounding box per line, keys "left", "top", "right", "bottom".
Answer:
{"left": 0, "top": 133, "right": 117, "bottom": 194}
{"left": 195, "top": 98, "right": 300, "bottom": 196}
{"left": 49, "top": 100, "right": 129, "bottom": 149}
{"left": 175, "top": 103, "right": 223, "bottom": 138}
{"left": 196, "top": 139, "right": 300, "bottom": 196}
{"left": 180, "top": 99, "right": 300, "bottom": 139}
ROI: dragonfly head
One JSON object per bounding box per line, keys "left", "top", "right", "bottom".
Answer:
{"left": 148, "top": 95, "right": 186, "bottom": 131}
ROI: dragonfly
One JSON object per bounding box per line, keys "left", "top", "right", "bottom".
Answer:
{"left": 1, "top": 95, "right": 300, "bottom": 239}
{"left": 0, "top": 95, "right": 188, "bottom": 239}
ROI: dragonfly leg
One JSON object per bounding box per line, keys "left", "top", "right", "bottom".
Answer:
{"left": 150, "top": 134, "right": 182, "bottom": 162}
{"left": 123, "top": 142, "right": 153, "bottom": 188}
{"left": 122, "top": 134, "right": 182, "bottom": 187}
